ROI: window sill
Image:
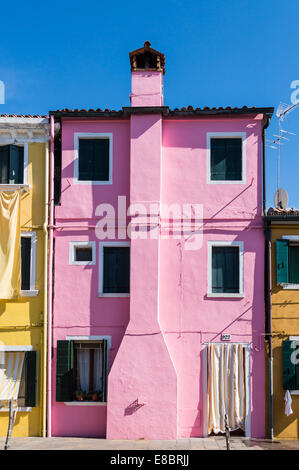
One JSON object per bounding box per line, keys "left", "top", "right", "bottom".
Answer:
{"left": 0, "top": 184, "right": 30, "bottom": 192}
{"left": 207, "top": 292, "right": 244, "bottom": 298}
{"left": 207, "top": 180, "right": 246, "bottom": 185}
{"left": 99, "top": 293, "right": 130, "bottom": 298}
{"left": 74, "top": 180, "right": 113, "bottom": 185}
{"left": 290, "top": 391, "right": 299, "bottom": 395}
{"left": 20, "top": 290, "right": 39, "bottom": 297}
{"left": 282, "top": 284, "right": 299, "bottom": 290}
{"left": 0, "top": 407, "right": 32, "bottom": 412}
{"left": 63, "top": 402, "right": 107, "bottom": 406}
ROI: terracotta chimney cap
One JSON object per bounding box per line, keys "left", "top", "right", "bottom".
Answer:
{"left": 129, "top": 42, "right": 165, "bottom": 75}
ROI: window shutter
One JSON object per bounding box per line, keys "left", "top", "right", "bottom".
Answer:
{"left": 78, "top": 139, "right": 109, "bottom": 181}
{"left": 210, "top": 138, "right": 242, "bottom": 181}
{"left": 101, "top": 340, "right": 108, "bottom": 402}
{"left": 9, "top": 145, "right": 24, "bottom": 184}
{"left": 276, "top": 239, "right": 289, "bottom": 284}
{"left": 0, "top": 145, "right": 9, "bottom": 184}
{"left": 289, "top": 245, "right": 299, "bottom": 284}
{"left": 283, "top": 340, "right": 296, "bottom": 390}
{"left": 21, "top": 237, "right": 31, "bottom": 291}
{"left": 25, "top": 351, "right": 38, "bottom": 407}
{"left": 56, "top": 340, "right": 74, "bottom": 402}
{"left": 210, "top": 139, "right": 226, "bottom": 180}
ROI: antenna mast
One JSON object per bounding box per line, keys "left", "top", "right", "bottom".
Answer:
{"left": 267, "top": 101, "right": 299, "bottom": 193}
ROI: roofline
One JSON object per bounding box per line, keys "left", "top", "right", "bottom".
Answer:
{"left": 50, "top": 106, "right": 274, "bottom": 119}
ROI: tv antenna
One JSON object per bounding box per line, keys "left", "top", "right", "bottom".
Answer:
{"left": 266, "top": 101, "right": 299, "bottom": 194}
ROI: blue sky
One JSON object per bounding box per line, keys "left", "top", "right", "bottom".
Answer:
{"left": 0, "top": 0, "right": 298, "bottom": 209}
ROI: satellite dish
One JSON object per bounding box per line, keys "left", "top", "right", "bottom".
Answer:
{"left": 274, "top": 188, "right": 288, "bottom": 209}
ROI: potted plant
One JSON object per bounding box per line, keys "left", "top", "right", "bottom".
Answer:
{"left": 91, "top": 390, "right": 99, "bottom": 401}
{"left": 75, "top": 390, "right": 85, "bottom": 401}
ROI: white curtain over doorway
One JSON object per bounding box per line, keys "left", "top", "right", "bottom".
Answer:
{"left": 0, "top": 351, "right": 25, "bottom": 402}
{"left": 206, "top": 343, "right": 248, "bottom": 435}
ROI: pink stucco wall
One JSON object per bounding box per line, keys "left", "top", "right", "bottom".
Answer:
{"left": 52, "top": 70, "right": 265, "bottom": 439}
{"left": 52, "top": 119, "right": 130, "bottom": 437}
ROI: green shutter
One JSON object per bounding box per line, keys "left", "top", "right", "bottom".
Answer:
{"left": 276, "top": 239, "right": 289, "bottom": 284}
{"left": 25, "top": 351, "right": 38, "bottom": 407}
{"left": 101, "top": 340, "right": 108, "bottom": 402}
{"left": 56, "top": 340, "right": 74, "bottom": 402}
{"left": 283, "top": 340, "right": 296, "bottom": 390}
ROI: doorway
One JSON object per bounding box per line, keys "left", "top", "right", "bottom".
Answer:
{"left": 202, "top": 342, "right": 250, "bottom": 437}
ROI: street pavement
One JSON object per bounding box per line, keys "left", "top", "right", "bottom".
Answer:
{"left": 0, "top": 436, "right": 298, "bottom": 450}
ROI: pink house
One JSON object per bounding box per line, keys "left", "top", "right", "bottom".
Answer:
{"left": 49, "top": 42, "right": 273, "bottom": 439}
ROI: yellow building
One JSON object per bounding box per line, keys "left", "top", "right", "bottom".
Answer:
{"left": 0, "top": 116, "right": 49, "bottom": 437}
{"left": 266, "top": 208, "right": 299, "bottom": 439}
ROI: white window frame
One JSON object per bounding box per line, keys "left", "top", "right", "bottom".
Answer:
{"left": 64, "top": 335, "right": 111, "bottom": 406}
{"left": 287, "top": 336, "right": 299, "bottom": 395}
{"left": 281, "top": 236, "right": 299, "bottom": 289}
{"left": 98, "top": 241, "right": 130, "bottom": 297}
{"left": 207, "top": 241, "right": 244, "bottom": 298}
{"left": 73, "top": 133, "right": 113, "bottom": 185}
{"left": 0, "top": 142, "right": 29, "bottom": 189}
{"left": 20, "top": 231, "right": 38, "bottom": 297}
{"left": 0, "top": 345, "right": 33, "bottom": 412}
{"left": 69, "top": 241, "right": 96, "bottom": 266}
{"left": 206, "top": 132, "right": 246, "bottom": 184}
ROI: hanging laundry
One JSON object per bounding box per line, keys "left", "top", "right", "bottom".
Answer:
{"left": 284, "top": 390, "right": 293, "bottom": 416}
{"left": 0, "top": 191, "right": 21, "bottom": 298}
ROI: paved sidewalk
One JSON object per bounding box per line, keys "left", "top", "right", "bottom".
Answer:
{"left": 1, "top": 436, "right": 299, "bottom": 450}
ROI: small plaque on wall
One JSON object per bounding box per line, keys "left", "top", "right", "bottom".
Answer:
{"left": 221, "top": 334, "right": 231, "bottom": 341}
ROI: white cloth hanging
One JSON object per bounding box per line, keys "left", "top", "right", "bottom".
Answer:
{"left": 0, "top": 351, "right": 25, "bottom": 401}
{"left": 77, "top": 349, "right": 90, "bottom": 393}
{"left": 207, "top": 343, "right": 246, "bottom": 434}
{"left": 284, "top": 390, "right": 293, "bottom": 416}
{"left": 93, "top": 349, "right": 103, "bottom": 392}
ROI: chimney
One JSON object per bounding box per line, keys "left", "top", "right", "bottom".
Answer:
{"left": 129, "top": 41, "right": 165, "bottom": 106}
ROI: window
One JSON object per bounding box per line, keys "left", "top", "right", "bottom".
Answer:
{"left": 0, "top": 145, "right": 24, "bottom": 184}
{"left": 20, "top": 232, "right": 37, "bottom": 295}
{"left": 283, "top": 339, "right": 299, "bottom": 391}
{"left": 69, "top": 241, "right": 96, "bottom": 266}
{"left": 99, "top": 242, "right": 130, "bottom": 297}
{"left": 276, "top": 237, "right": 299, "bottom": 287}
{"left": 0, "top": 349, "right": 38, "bottom": 410}
{"left": 56, "top": 339, "right": 108, "bottom": 403}
{"left": 208, "top": 241, "right": 244, "bottom": 297}
{"left": 74, "top": 133, "right": 113, "bottom": 185}
{"left": 207, "top": 133, "right": 246, "bottom": 184}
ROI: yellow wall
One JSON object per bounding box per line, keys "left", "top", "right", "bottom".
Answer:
{"left": 270, "top": 224, "right": 299, "bottom": 439}
{"left": 0, "top": 142, "right": 47, "bottom": 437}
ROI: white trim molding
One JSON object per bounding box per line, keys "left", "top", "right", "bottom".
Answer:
{"left": 73, "top": 132, "right": 113, "bottom": 185}
{"left": 0, "top": 345, "right": 33, "bottom": 352}
{"left": 98, "top": 241, "right": 130, "bottom": 297}
{"left": 288, "top": 336, "right": 299, "bottom": 394}
{"left": 65, "top": 335, "right": 112, "bottom": 350}
{"left": 207, "top": 240, "right": 244, "bottom": 298}
{"left": 20, "top": 231, "right": 37, "bottom": 296}
{"left": 206, "top": 132, "right": 246, "bottom": 184}
{"left": 69, "top": 241, "right": 96, "bottom": 266}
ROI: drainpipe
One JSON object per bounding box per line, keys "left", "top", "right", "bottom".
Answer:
{"left": 262, "top": 117, "right": 270, "bottom": 216}
{"left": 42, "top": 141, "right": 49, "bottom": 437}
{"left": 265, "top": 219, "right": 274, "bottom": 440}
{"left": 262, "top": 115, "right": 274, "bottom": 439}
{"left": 47, "top": 115, "right": 55, "bottom": 437}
